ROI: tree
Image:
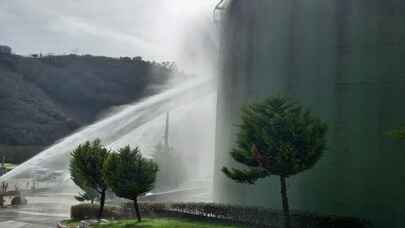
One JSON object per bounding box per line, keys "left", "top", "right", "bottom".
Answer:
{"left": 103, "top": 146, "right": 158, "bottom": 222}
{"left": 70, "top": 139, "right": 110, "bottom": 220}
{"left": 222, "top": 96, "right": 328, "bottom": 228}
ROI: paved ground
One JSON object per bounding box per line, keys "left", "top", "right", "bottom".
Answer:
{"left": 0, "top": 194, "right": 74, "bottom": 228}
{"left": 0, "top": 210, "right": 66, "bottom": 228}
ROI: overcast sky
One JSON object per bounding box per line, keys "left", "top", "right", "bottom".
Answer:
{"left": 0, "top": 0, "right": 218, "bottom": 66}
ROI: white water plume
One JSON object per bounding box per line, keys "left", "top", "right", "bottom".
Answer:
{"left": 1, "top": 77, "right": 215, "bottom": 184}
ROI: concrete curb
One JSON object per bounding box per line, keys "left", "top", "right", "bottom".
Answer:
{"left": 57, "top": 219, "right": 109, "bottom": 228}
{"left": 56, "top": 222, "right": 67, "bottom": 228}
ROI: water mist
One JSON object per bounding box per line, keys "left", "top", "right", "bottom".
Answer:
{"left": 1, "top": 0, "right": 220, "bottom": 218}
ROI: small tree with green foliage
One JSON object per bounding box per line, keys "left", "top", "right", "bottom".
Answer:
{"left": 70, "top": 139, "right": 110, "bottom": 220}
{"left": 222, "top": 97, "right": 328, "bottom": 228}
{"left": 103, "top": 146, "right": 158, "bottom": 222}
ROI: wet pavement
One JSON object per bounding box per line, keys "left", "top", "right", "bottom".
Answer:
{"left": 0, "top": 210, "right": 65, "bottom": 228}
{"left": 0, "top": 194, "right": 74, "bottom": 228}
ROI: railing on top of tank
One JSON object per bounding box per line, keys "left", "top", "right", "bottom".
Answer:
{"left": 213, "top": 0, "right": 229, "bottom": 23}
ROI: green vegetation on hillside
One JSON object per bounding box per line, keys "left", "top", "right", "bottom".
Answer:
{"left": 0, "top": 53, "right": 187, "bottom": 163}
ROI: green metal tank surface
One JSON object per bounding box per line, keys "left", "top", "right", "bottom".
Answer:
{"left": 213, "top": 1, "right": 405, "bottom": 227}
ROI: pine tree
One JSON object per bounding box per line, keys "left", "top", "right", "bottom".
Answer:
{"left": 70, "top": 139, "right": 110, "bottom": 220}
{"left": 103, "top": 146, "right": 158, "bottom": 222}
{"left": 222, "top": 96, "right": 328, "bottom": 228}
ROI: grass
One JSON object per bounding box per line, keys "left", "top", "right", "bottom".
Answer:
{"left": 93, "top": 218, "right": 239, "bottom": 228}
{"left": 61, "top": 220, "right": 79, "bottom": 224}
{"left": 60, "top": 219, "right": 81, "bottom": 228}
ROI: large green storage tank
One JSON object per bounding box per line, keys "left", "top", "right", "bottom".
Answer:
{"left": 213, "top": 1, "right": 405, "bottom": 227}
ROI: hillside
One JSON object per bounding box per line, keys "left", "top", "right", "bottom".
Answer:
{"left": 0, "top": 53, "right": 182, "bottom": 163}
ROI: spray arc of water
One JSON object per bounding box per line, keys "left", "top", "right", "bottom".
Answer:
{"left": 1, "top": 77, "right": 215, "bottom": 186}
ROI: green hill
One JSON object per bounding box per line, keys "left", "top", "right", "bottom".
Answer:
{"left": 0, "top": 53, "right": 181, "bottom": 163}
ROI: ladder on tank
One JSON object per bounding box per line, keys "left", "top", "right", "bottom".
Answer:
{"left": 213, "top": 0, "right": 228, "bottom": 24}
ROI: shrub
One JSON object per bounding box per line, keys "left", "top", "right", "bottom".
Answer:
{"left": 103, "top": 146, "right": 158, "bottom": 222}
{"left": 71, "top": 204, "right": 120, "bottom": 220}
{"left": 71, "top": 202, "right": 370, "bottom": 228}
{"left": 70, "top": 139, "right": 110, "bottom": 219}
{"left": 167, "top": 203, "right": 370, "bottom": 228}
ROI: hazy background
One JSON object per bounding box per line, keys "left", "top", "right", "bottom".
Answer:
{"left": 0, "top": 0, "right": 219, "bottom": 71}
{"left": 0, "top": 0, "right": 220, "bottom": 164}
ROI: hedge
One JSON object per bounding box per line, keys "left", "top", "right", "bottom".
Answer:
{"left": 70, "top": 204, "right": 123, "bottom": 220}
{"left": 72, "top": 202, "right": 371, "bottom": 228}
{"left": 162, "top": 203, "right": 370, "bottom": 228}
{"left": 70, "top": 203, "right": 168, "bottom": 220}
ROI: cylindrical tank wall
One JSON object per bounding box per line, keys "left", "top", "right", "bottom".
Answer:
{"left": 213, "top": 0, "right": 405, "bottom": 227}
